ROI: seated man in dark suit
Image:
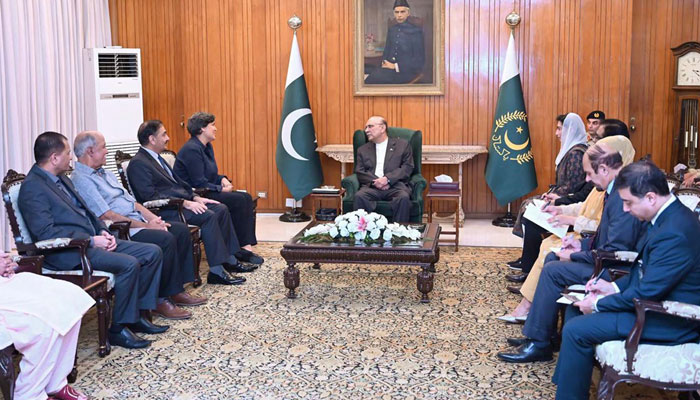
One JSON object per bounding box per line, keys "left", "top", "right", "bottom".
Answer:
{"left": 497, "top": 141, "right": 646, "bottom": 363}
{"left": 71, "top": 130, "right": 208, "bottom": 320}
{"left": 553, "top": 161, "right": 700, "bottom": 400}
{"left": 18, "top": 131, "right": 167, "bottom": 349}
{"left": 126, "top": 120, "right": 252, "bottom": 286}
{"left": 353, "top": 115, "right": 414, "bottom": 222}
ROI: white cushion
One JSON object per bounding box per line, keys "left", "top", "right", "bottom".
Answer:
{"left": 596, "top": 340, "right": 700, "bottom": 384}
{"left": 121, "top": 159, "right": 136, "bottom": 195}
{"left": 42, "top": 268, "right": 115, "bottom": 292}
{"left": 7, "top": 182, "right": 33, "bottom": 244}
{"left": 160, "top": 152, "right": 176, "bottom": 169}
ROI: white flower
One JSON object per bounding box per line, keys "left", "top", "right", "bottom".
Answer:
{"left": 355, "top": 209, "right": 368, "bottom": 217}
{"left": 340, "top": 227, "right": 349, "bottom": 237}
{"left": 347, "top": 221, "right": 359, "bottom": 233}
{"left": 337, "top": 220, "right": 348, "bottom": 228}
{"left": 366, "top": 221, "right": 376, "bottom": 231}
{"left": 355, "top": 231, "right": 366, "bottom": 241}
{"left": 329, "top": 226, "right": 339, "bottom": 238}
{"left": 382, "top": 229, "right": 393, "bottom": 241}
{"left": 376, "top": 217, "right": 387, "bottom": 229}
{"left": 369, "top": 229, "right": 380, "bottom": 240}
{"left": 409, "top": 229, "right": 421, "bottom": 240}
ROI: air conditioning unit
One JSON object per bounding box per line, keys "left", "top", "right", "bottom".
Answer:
{"left": 83, "top": 47, "right": 143, "bottom": 144}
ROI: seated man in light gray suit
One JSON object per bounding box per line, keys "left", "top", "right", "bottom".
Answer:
{"left": 18, "top": 131, "right": 166, "bottom": 350}
{"left": 353, "top": 115, "right": 414, "bottom": 222}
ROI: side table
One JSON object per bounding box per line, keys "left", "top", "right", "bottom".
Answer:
{"left": 426, "top": 189, "right": 460, "bottom": 251}
{"left": 309, "top": 188, "right": 346, "bottom": 221}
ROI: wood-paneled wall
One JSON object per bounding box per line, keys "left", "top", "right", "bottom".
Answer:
{"left": 109, "top": 0, "right": 700, "bottom": 216}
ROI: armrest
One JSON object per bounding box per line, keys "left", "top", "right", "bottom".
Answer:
{"left": 13, "top": 255, "right": 44, "bottom": 274}
{"left": 341, "top": 174, "right": 360, "bottom": 201}
{"left": 34, "top": 238, "right": 93, "bottom": 286}
{"left": 144, "top": 198, "right": 186, "bottom": 224}
{"left": 108, "top": 221, "right": 132, "bottom": 240}
{"left": 193, "top": 188, "right": 208, "bottom": 197}
{"left": 580, "top": 230, "right": 596, "bottom": 239}
{"left": 592, "top": 249, "right": 636, "bottom": 281}
{"left": 410, "top": 174, "right": 427, "bottom": 200}
{"left": 624, "top": 299, "right": 700, "bottom": 373}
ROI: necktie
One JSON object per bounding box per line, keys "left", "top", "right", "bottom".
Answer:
{"left": 158, "top": 155, "right": 174, "bottom": 179}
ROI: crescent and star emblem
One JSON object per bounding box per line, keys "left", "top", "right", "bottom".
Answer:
{"left": 281, "top": 108, "right": 312, "bottom": 161}
{"left": 503, "top": 129, "right": 529, "bottom": 151}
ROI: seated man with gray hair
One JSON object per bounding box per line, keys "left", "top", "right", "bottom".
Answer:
{"left": 71, "top": 131, "right": 207, "bottom": 320}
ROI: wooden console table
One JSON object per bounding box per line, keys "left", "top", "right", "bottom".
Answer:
{"left": 317, "top": 144, "right": 487, "bottom": 220}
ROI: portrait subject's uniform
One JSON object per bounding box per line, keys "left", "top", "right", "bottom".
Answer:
{"left": 365, "top": 20, "right": 425, "bottom": 84}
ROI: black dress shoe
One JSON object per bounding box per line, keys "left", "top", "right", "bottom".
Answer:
{"left": 506, "top": 272, "right": 528, "bottom": 283}
{"left": 108, "top": 327, "right": 151, "bottom": 349}
{"left": 236, "top": 249, "right": 264, "bottom": 265}
{"left": 127, "top": 317, "right": 169, "bottom": 334}
{"left": 207, "top": 271, "right": 246, "bottom": 285}
{"left": 507, "top": 258, "right": 522, "bottom": 270}
{"left": 506, "top": 337, "right": 531, "bottom": 347}
{"left": 506, "top": 285, "right": 521, "bottom": 294}
{"left": 497, "top": 341, "right": 553, "bottom": 363}
{"left": 224, "top": 261, "right": 256, "bottom": 273}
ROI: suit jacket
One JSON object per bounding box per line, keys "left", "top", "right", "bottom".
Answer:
{"left": 570, "top": 185, "right": 645, "bottom": 265}
{"left": 18, "top": 164, "right": 108, "bottom": 268}
{"left": 597, "top": 199, "right": 700, "bottom": 343}
{"left": 173, "top": 137, "right": 225, "bottom": 192}
{"left": 355, "top": 137, "right": 414, "bottom": 189}
{"left": 127, "top": 147, "right": 195, "bottom": 203}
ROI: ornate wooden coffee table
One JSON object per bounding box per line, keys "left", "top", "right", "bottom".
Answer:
{"left": 280, "top": 222, "right": 441, "bottom": 303}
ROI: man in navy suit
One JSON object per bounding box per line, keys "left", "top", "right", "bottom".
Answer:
{"left": 18, "top": 131, "right": 166, "bottom": 349}
{"left": 498, "top": 140, "right": 645, "bottom": 363}
{"left": 552, "top": 161, "right": 700, "bottom": 399}
{"left": 352, "top": 115, "right": 414, "bottom": 222}
{"left": 126, "top": 120, "right": 251, "bottom": 285}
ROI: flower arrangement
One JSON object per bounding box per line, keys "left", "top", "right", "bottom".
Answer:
{"left": 300, "top": 209, "right": 423, "bottom": 244}
{"left": 365, "top": 33, "right": 376, "bottom": 51}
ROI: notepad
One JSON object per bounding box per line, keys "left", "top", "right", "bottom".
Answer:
{"left": 556, "top": 292, "right": 585, "bottom": 305}
{"left": 523, "top": 199, "right": 569, "bottom": 238}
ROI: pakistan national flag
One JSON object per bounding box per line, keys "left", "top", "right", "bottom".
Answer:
{"left": 485, "top": 32, "right": 537, "bottom": 205}
{"left": 275, "top": 32, "right": 323, "bottom": 201}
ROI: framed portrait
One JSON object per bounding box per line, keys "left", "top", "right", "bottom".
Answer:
{"left": 354, "top": 0, "right": 444, "bottom": 96}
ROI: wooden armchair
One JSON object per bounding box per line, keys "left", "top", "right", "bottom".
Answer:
{"left": 2, "top": 170, "right": 113, "bottom": 357}
{"left": 676, "top": 187, "right": 700, "bottom": 219}
{"left": 595, "top": 299, "right": 700, "bottom": 399}
{"left": 115, "top": 150, "right": 203, "bottom": 287}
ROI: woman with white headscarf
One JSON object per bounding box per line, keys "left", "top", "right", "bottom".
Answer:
{"left": 508, "top": 113, "right": 591, "bottom": 270}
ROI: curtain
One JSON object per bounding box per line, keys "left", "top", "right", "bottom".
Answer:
{"left": 0, "top": 0, "right": 112, "bottom": 249}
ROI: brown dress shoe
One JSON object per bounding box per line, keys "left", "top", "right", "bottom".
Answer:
{"left": 171, "top": 291, "right": 208, "bottom": 306}
{"left": 153, "top": 299, "right": 192, "bottom": 320}
{"left": 507, "top": 285, "right": 521, "bottom": 294}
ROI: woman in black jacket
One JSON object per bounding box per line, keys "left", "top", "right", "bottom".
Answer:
{"left": 174, "top": 112, "right": 262, "bottom": 265}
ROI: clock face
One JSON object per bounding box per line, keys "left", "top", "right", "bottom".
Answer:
{"left": 678, "top": 51, "right": 700, "bottom": 86}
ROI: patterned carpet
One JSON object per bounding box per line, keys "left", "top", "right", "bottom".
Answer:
{"left": 72, "top": 243, "right": 676, "bottom": 399}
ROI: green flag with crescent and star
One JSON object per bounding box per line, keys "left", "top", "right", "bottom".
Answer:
{"left": 485, "top": 32, "right": 537, "bottom": 205}
{"left": 275, "top": 31, "right": 323, "bottom": 201}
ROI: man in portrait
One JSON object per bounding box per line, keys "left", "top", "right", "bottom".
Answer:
{"left": 364, "top": 0, "right": 425, "bottom": 84}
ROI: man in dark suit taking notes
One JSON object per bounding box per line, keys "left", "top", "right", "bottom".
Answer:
{"left": 552, "top": 161, "right": 700, "bottom": 400}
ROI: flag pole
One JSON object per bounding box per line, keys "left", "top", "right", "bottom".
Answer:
{"left": 279, "top": 14, "right": 312, "bottom": 223}
{"left": 490, "top": 10, "right": 522, "bottom": 229}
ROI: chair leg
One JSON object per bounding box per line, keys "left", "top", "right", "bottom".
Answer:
{"left": 0, "top": 345, "right": 14, "bottom": 400}
{"left": 67, "top": 353, "right": 78, "bottom": 384}
{"left": 597, "top": 365, "right": 621, "bottom": 400}
{"left": 96, "top": 293, "right": 111, "bottom": 358}
{"left": 192, "top": 240, "right": 202, "bottom": 288}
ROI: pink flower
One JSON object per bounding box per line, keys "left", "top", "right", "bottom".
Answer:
{"left": 357, "top": 216, "right": 368, "bottom": 232}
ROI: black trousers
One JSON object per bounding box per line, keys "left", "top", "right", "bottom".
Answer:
{"left": 206, "top": 191, "right": 257, "bottom": 247}
{"left": 86, "top": 239, "right": 162, "bottom": 325}
{"left": 520, "top": 218, "right": 548, "bottom": 273}
{"left": 160, "top": 203, "right": 239, "bottom": 266}
{"left": 353, "top": 183, "right": 412, "bottom": 223}
{"left": 131, "top": 221, "right": 193, "bottom": 297}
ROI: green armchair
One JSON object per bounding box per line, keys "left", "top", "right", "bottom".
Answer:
{"left": 341, "top": 127, "right": 427, "bottom": 222}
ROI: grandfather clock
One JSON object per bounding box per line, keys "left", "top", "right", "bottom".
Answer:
{"left": 672, "top": 41, "right": 700, "bottom": 169}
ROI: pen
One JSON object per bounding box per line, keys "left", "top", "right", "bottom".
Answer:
{"left": 585, "top": 267, "right": 606, "bottom": 295}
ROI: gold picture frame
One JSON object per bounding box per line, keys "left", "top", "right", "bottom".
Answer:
{"left": 354, "top": 0, "right": 444, "bottom": 96}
